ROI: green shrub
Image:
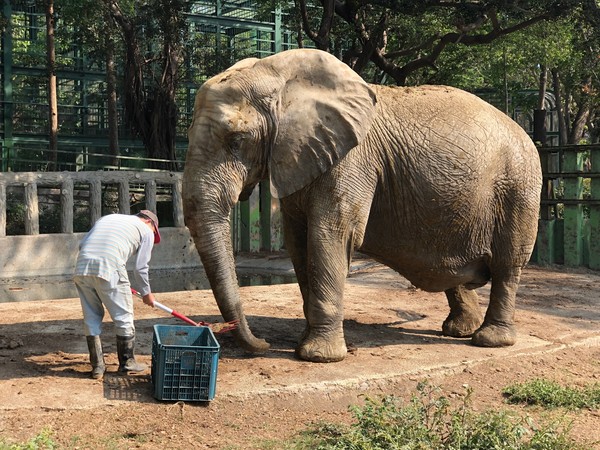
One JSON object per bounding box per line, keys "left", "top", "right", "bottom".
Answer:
{"left": 0, "top": 428, "right": 57, "bottom": 450}
{"left": 503, "top": 378, "right": 600, "bottom": 409}
{"left": 291, "top": 382, "right": 588, "bottom": 450}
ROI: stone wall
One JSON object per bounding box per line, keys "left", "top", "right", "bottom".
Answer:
{"left": 0, "top": 228, "right": 204, "bottom": 302}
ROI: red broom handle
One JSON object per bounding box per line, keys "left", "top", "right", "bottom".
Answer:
{"left": 131, "top": 288, "right": 199, "bottom": 326}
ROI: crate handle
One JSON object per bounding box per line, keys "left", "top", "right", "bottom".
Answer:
{"left": 180, "top": 351, "right": 197, "bottom": 371}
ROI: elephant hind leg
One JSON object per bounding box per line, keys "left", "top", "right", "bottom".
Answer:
{"left": 442, "top": 286, "right": 484, "bottom": 338}
{"left": 471, "top": 267, "right": 521, "bottom": 347}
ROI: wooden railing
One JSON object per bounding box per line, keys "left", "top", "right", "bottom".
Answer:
{"left": 0, "top": 171, "right": 184, "bottom": 237}
{"left": 0, "top": 171, "right": 283, "bottom": 254}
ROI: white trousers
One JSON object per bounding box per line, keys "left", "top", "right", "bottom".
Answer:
{"left": 74, "top": 267, "right": 135, "bottom": 337}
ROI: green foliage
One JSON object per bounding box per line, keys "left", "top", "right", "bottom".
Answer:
{"left": 503, "top": 379, "right": 600, "bottom": 409}
{"left": 4, "top": 0, "right": 600, "bottom": 170}
{"left": 0, "top": 428, "right": 57, "bottom": 450}
{"left": 289, "top": 382, "right": 588, "bottom": 450}
{"left": 412, "top": 16, "right": 584, "bottom": 91}
{"left": 6, "top": 191, "right": 26, "bottom": 235}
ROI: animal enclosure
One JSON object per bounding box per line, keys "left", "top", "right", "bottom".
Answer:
{"left": 1, "top": 144, "right": 599, "bottom": 270}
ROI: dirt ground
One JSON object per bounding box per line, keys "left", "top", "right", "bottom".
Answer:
{"left": 1, "top": 257, "right": 599, "bottom": 449}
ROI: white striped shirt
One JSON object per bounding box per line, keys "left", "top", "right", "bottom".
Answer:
{"left": 74, "top": 214, "right": 154, "bottom": 295}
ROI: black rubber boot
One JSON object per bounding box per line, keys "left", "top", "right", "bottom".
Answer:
{"left": 86, "top": 335, "right": 106, "bottom": 380}
{"left": 116, "top": 335, "right": 147, "bottom": 374}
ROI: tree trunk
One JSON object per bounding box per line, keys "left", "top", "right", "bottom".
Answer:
{"left": 569, "top": 105, "right": 591, "bottom": 145}
{"left": 538, "top": 65, "right": 548, "bottom": 110}
{"left": 567, "top": 76, "right": 593, "bottom": 144}
{"left": 147, "top": 45, "right": 179, "bottom": 170}
{"left": 551, "top": 68, "right": 568, "bottom": 145}
{"left": 588, "top": 110, "right": 599, "bottom": 143}
{"left": 533, "top": 65, "right": 548, "bottom": 146}
{"left": 106, "top": 0, "right": 181, "bottom": 170}
{"left": 105, "top": 11, "right": 120, "bottom": 167}
{"left": 46, "top": 0, "right": 58, "bottom": 171}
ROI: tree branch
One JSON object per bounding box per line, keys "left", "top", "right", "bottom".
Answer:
{"left": 297, "top": 0, "right": 335, "bottom": 50}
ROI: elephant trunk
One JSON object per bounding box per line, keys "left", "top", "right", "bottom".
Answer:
{"left": 187, "top": 206, "right": 270, "bottom": 354}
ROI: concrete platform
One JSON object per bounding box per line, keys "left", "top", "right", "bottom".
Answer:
{"left": 0, "top": 259, "right": 599, "bottom": 411}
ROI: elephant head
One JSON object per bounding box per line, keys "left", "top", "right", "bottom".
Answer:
{"left": 182, "top": 49, "right": 377, "bottom": 353}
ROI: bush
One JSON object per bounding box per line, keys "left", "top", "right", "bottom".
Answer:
{"left": 503, "top": 379, "right": 600, "bottom": 409}
{"left": 0, "top": 428, "right": 57, "bottom": 450}
{"left": 291, "top": 381, "right": 588, "bottom": 450}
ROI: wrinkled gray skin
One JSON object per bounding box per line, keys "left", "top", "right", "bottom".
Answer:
{"left": 182, "top": 49, "right": 542, "bottom": 363}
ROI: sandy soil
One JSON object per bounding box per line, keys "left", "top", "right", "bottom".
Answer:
{"left": 0, "top": 259, "right": 599, "bottom": 449}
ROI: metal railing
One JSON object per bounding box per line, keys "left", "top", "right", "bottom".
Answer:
{"left": 1, "top": 135, "right": 187, "bottom": 172}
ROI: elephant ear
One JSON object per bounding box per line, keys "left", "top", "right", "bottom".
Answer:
{"left": 261, "top": 49, "right": 377, "bottom": 199}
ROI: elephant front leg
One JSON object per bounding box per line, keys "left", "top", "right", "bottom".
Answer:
{"left": 471, "top": 268, "right": 521, "bottom": 347}
{"left": 295, "top": 235, "right": 350, "bottom": 363}
{"left": 442, "top": 286, "right": 484, "bottom": 338}
{"left": 296, "top": 276, "right": 347, "bottom": 362}
{"left": 281, "top": 211, "right": 311, "bottom": 342}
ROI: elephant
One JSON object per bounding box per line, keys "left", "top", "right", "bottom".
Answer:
{"left": 182, "top": 48, "right": 542, "bottom": 363}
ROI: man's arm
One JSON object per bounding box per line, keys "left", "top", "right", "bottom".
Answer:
{"left": 133, "top": 233, "right": 156, "bottom": 306}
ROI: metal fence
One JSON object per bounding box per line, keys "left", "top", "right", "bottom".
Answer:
{"left": 532, "top": 144, "right": 600, "bottom": 270}
{"left": 1, "top": 0, "right": 303, "bottom": 172}
{"left": 1, "top": 136, "right": 187, "bottom": 172}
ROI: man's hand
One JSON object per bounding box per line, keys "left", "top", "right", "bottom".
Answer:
{"left": 142, "top": 293, "right": 155, "bottom": 308}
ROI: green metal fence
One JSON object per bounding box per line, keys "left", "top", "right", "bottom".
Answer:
{"left": 1, "top": 0, "right": 300, "bottom": 172}
{"left": 532, "top": 144, "right": 600, "bottom": 270}
{"left": 239, "top": 144, "right": 600, "bottom": 268}
{"left": 0, "top": 135, "right": 188, "bottom": 172}
{"left": 237, "top": 144, "right": 600, "bottom": 268}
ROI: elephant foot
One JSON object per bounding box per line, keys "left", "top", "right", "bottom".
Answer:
{"left": 471, "top": 323, "right": 516, "bottom": 347}
{"left": 443, "top": 286, "right": 483, "bottom": 338}
{"left": 295, "top": 329, "right": 347, "bottom": 363}
{"left": 442, "top": 312, "right": 483, "bottom": 338}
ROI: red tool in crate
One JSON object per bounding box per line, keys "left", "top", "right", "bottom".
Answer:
{"left": 131, "top": 288, "right": 238, "bottom": 334}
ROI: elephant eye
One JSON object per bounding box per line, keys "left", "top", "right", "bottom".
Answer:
{"left": 225, "top": 133, "right": 243, "bottom": 155}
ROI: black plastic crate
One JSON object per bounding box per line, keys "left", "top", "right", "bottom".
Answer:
{"left": 151, "top": 324, "right": 220, "bottom": 401}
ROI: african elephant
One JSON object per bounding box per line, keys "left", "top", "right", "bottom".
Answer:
{"left": 182, "top": 48, "right": 542, "bottom": 363}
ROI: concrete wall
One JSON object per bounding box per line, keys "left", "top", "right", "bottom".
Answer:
{"left": 0, "top": 228, "right": 205, "bottom": 302}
